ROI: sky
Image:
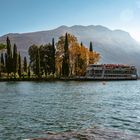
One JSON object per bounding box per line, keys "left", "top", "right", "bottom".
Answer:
{"left": 0, "top": 0, "right": 140, "bottom": 41}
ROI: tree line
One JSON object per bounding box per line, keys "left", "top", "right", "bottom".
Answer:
{"left": 0, "top": 33, "right": 100, "bottom": 79}
{"left": 0, "top": 37, "right": 28, "bottom": 78}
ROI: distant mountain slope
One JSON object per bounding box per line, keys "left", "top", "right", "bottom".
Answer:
{"left": 0, "top": 25, "right": 140, "bottom": 74}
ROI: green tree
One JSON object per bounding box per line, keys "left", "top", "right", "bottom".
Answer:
{"left": 56, "top": 33, "right": 77, "bottom": 76}
{"left": 13, "top": 44, "right": 18, "bottom": 77}
{"left": 28, "top": 66, "right": 30, "bottom": 78}
{"left": 28, "top": 44, "right": 38, "bottom": 74}
{"left": 89, "top": 42, "right": 93, "bottom": 52}
{"left": 62, "top": 33, "right": 69, "bottom": 77}
{"left": 1, "top": 53, "right": 4, "bottom": 66}
{"left": 23, "top": 57, "right": 27, "bottom": 73}
{"left": 1, "top": 53, "right": 5, "bottom": 72}
{"left": 51, "top": 38, "right": 55, "bottom": 74}
{"left": 18, "top": 52, "right": 21, "bottom": 78}
{"left": 6, "top": 37, "right": 13, "bottom": 74}
{"left": 40, "top": 43, "right": 54, "bottom": 76}
{"left": 80, "top": 42, "right": 83, "bottom": 47}
{"left": 36, "top": 48, "right": 41, "bottom": 77}
{"left": 5, "top": 53, "right": 8, "bottom": 73}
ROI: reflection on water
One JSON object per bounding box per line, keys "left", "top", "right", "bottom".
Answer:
{"left": 0, "top": 81, "right": 140, "bottom": 139}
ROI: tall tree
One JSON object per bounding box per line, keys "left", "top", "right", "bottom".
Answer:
{"left": 62, "top": 33, "right": 69, "bottom": 77}
{"left": 23, "top": 57, "right": 27, "bottom": 73}
{"left": 80, "top": 42, "right": 83, "bottom": 47}
{"left": 56, "top": 33, "right": 77, "bottom": 76}
{"left": 1, "top": 53, "right": 4, "bottom": 66}
{"left": 40, "top": 43, "right": 55, "bottom": 76}
{"left": 36, "top": 48, "right": 41, "bottom": 77}
{"left": 28, "top": 66, "right": 30, "bottom": 78}
{"left": 71, "top": 43, "right": 88, "bottom": 76}
{"left": 45, "top": 44, "right": 52, "bottom": 75}
{"left": 5, "top": 53, "right": 8, "bottom": 73}
{"left": 88, "top": 41, "right": 100, "bottom": 64}
{"left": 89, "top": 42, "right": 93, "bottom": 52}
{"left": 18, "top": 52, "right": 21, "bottom": 78}
{"left": 28, "top": 44, "right": 38, "bottom": 74}
{"left": 1, "top": 53, "right": 5, "bottom": 72}
{"left": 13, "top": 44, "right": 18, "bottom": 76}
{"left": 51, "top": 38, "right": 55, "bottom": 74}
{"left": 6, "top": 37, "right": 13, "bottom": 74}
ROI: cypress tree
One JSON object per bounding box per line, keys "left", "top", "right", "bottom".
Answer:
{"left": 43, "top": 44, "right": 52, "bottom": 75}
{"left": 81, "top": 42, "right": 83, "bottom": 47}
{"left": 6, "top": 37, "right": 12, "bottom": 74}
{"left": 89, "top": 42, "right": 93, "bottom": 52}
{"left": 89, "top": 42, "right": 95, "bottom": 65}
{"left": 18, "top": 52, "right": 21, "bottom": 78}
{"left": 6, "top": 37, "right": 12, "bottom": 57}
{"left": 1, "top": 53, "right": 4, "bottom": 66}
{"left": 28, "top": 66, "right": 30, "bottom": 78}
{"left": 5, "top": 53, "right": 8, "bottom": 73}
{"left": 0, "top": 54, "right": 2, "bottom": 77}
{"left": 13, "top": 44, "right": 18, "bottom": 77}
{"left": 1, "top": 53, "right": 4, "bottom": 72}
{"left": 62, "top": 33, "right": 69, "bottom": 77}
{"left": 0, "top": 63, "right": 2, "bottom": 77}
{"left": 23, "top": 57, "right": 27, "bottom": 73}
{"left": 36, "top": 48, "right": 40, "bottom": 77}
{"left": 51, "top": 38, "right": 55, "bottom": 74}
{"left": 28, "top": 44, "right": 39, "bottom": 75}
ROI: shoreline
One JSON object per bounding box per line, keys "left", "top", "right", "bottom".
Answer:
{"left": 0, "top": 77, "right": 138, "bottom": 82}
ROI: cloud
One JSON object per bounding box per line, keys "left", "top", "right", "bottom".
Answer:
{"left": 120, "top": 9, "right": 134, "bottom": 22}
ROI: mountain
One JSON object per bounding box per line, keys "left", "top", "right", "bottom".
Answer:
{"left": 0, "top": 25, "right": 140, "bottom": 74}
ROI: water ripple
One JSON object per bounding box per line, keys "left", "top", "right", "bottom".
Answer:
{"left": 0, "top": 81, "right": 140, "bottom": 139}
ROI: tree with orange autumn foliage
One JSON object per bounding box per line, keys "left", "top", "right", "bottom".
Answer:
{"left": 56, "top": 33, "right": 100, "bottom": 76}
{"left": 69, "top": 42, "right": 89, "bottom": 76}
{"left": 55, "top": 34, "right": 78, "bottom": 76}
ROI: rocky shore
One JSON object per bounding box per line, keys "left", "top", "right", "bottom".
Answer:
{"left": 27, "top": 127, "right": 140, "bottom": 140}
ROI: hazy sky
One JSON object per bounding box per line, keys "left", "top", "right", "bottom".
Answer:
{"left": 0, "top": 0, "right": 140, "bottom": 41}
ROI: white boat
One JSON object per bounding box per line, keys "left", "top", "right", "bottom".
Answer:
{"left": 86, "top": 64, "right": 138, "bottom": 80}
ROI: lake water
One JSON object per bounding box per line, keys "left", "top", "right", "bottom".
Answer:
{"left": 0, "top": 81, "right": 140, "bottom": 139}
